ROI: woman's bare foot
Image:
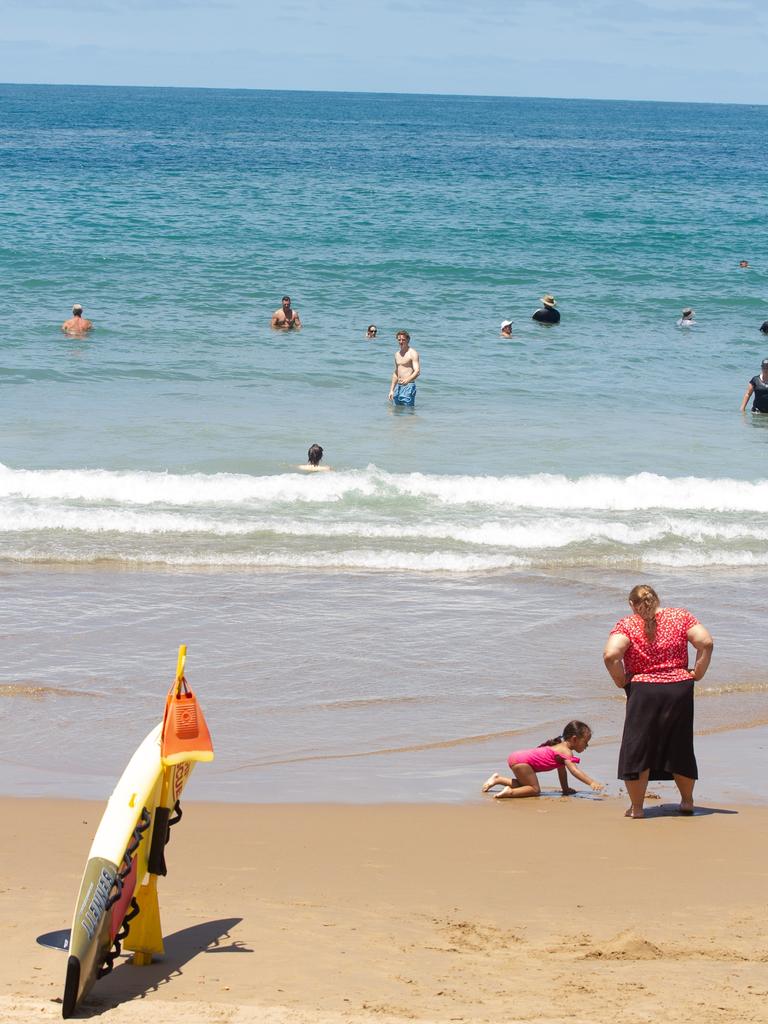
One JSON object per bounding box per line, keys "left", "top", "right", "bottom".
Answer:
{"left": 482, "top": 773, "right": 502, "bottom": 793}
{"left": 678, "top": 802, "right": 694, "bottom": 816}
{"left": 624, "top": 807, "right": 645, "bottom": 819}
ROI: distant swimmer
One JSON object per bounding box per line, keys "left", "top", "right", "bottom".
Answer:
{"left": 271, "top": 295, "right": 301, "bottom": 329}
{"left": 388, "top": 330, "right": 420, "bottom": 407}
{"left": 532, "top": 295, "right": 560, "bottom": 325}
{"left": 760, "top": 321, "right": 768, "bottom": 335}
{"left": 740, "top": 358, "right": 768, "bottom": 414}
{"left": 500, "top": 319, "right": 513, "bottom": 338}
{"left": 61, "top": 303, "right": 93, "bottom": 335}
{"left": 298, "top": 443, "right": 331, "bottom": 471}
{"left": 739, "top": 260, "right": 750, "bottom": 268}
{"left": 677, "top": 307, "right": 696, "bottom": 327}
{"left": 366, "top": 324, "right": 378, "bottom": 339}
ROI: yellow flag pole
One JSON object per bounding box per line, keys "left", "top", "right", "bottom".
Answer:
{"left": 175, "top": 644, "right": 187, "bottom": 691}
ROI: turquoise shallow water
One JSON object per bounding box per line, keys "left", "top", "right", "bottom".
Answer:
{"left": 1, "top": 85, "right": 767, "bottom": 801}
{"left": 1, "top": 86, "right": 768, "bottom": 571}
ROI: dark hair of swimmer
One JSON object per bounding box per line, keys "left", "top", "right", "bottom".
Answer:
{"left": 282, "top": 295, "right": 291, "bottom": 304}
{"left": 539, "top": 720, "right": 592, "bottom": 748}
{"left": 760, "top": 321, "right": 768, "bottom": 335}
{"left": 307, "top": 444, "right": 323, "bottom": 466}
{"left": 367, "top": 324, "right": 377, "bottom": 334}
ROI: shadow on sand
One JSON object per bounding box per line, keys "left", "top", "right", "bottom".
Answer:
{"left": 69, "top": 917, "right": 249, "bottom": 1017}
{"left": 627, "top": 803, "right": 739, "bottom": 820}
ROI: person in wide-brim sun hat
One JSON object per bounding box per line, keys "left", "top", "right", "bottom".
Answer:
{"left": 532, "top": 294, "right": 561, "bottom": 324}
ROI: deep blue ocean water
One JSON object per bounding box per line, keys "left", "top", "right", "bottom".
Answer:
{"left": 1, "top": 85, "right": 767, "bottom": 801}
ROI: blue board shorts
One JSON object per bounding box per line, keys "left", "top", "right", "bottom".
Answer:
{"left": 392, "top": 382, "right": 416, "bottom": 406}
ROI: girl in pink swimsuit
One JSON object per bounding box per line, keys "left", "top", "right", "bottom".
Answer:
{"left": 482, "top": 720, "right": 604, "bottom": 799}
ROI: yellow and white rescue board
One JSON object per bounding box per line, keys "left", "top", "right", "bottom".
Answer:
{"left": 62, "top": 646, "right": 213, "bottom": 1018}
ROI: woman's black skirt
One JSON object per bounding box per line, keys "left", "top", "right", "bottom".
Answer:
{"left": 617, "top": 679, "right": 697, "bottom": 781}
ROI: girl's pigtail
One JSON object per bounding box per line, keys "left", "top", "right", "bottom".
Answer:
{"left": 539, "top": 734, "right": 563, "bottom": 748}
{"left": 540, "top": 720, "right": 593, "bottom": 747}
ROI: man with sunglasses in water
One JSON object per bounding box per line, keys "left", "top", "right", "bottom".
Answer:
{"left": 271, "top": 295, "right": 301, "bottom": 329}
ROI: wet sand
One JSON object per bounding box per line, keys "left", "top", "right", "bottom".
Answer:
{"left": 3, "top": 564, "right": 768, "bottom": 808}
{"left": 2, "top": 796, "right": 767, "bottom": 1023}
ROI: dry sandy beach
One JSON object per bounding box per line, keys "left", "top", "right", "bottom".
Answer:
{"left": 2, "top": 796, "right": 767, "bottom": 1024}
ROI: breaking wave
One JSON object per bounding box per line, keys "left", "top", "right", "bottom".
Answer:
{"left": 1, "top": 463, "right": 767, "bottom": 571}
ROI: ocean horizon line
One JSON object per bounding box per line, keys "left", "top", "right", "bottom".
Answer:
{"left": 1, "top": 80, "right": 765, "bottom": 110}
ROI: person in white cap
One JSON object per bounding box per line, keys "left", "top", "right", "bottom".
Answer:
{"left": 532, "top": 295, "right": 560, "bottom": 325}
{"left": 500, "top": 320, "right": 513, "bottom": 338}
{"left": 61, "top": 303, "right": 93, "bottom": 335}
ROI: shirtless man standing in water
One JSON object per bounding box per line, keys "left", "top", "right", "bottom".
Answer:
{"left": 271, "top": 295, "right": 301, "bottom": 329}
{"left": 61, "top": 303, "right": 93, "bottom": 335}
{"left": 388, "top": 330, "right": 420, "bottom": 406}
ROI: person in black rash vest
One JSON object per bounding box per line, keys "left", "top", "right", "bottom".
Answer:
{"left": 740, "top": 358, "right": 768, "bottom": 413}
{"left": 532, "top": 294, "right": 560, "bottom": 324}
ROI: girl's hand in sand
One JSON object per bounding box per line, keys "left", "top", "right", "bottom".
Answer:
{"left": 590, "top": 780, "right": 605, "bottom": 792}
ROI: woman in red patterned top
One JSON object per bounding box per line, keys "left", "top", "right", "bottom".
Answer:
{"left": 603, "top": 584, "right": 714, "bottom": 819}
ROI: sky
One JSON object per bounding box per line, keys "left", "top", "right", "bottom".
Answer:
{"left": 1, "top": 0, "right": 767, "bottom": 104}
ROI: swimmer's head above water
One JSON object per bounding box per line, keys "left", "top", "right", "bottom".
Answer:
{"left": 366, "top": 324, "right": 378, "bottom": 338}
{"left": 307, "top": 444, "right": 324, "bottom": 467}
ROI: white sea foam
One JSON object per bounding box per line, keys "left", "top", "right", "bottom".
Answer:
{"left": 2, "top": 463, "right": 768, "bottom": 570}
{"left": 0, "top": 546, "right": 524, "bottom": 573}
{"left": 643, "top": 548, "right": 768, "bottom": 568}
{"left": 3, "top": 539, "right": 768, "bottom": 571}
{"left": 3, "top": 463, "right": 768, "bottom": 512}
{"left": 382, "top": 469, "right": 768, "bottom": 512}
{"left": 2, "top": 507, "right": 768, "bottom": 549}
{"left": 0, "top": 463, "right": 372, "bottom": 506}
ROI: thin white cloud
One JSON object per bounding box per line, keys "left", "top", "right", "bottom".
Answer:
{"left": 4, "top": 0, "right": 234, "bottom": 9}
{"left": 1, "top": 0, "right": 766, "bottom": 101}
{"left": 386, "top": 0, "right": 763, "bottom": 23}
